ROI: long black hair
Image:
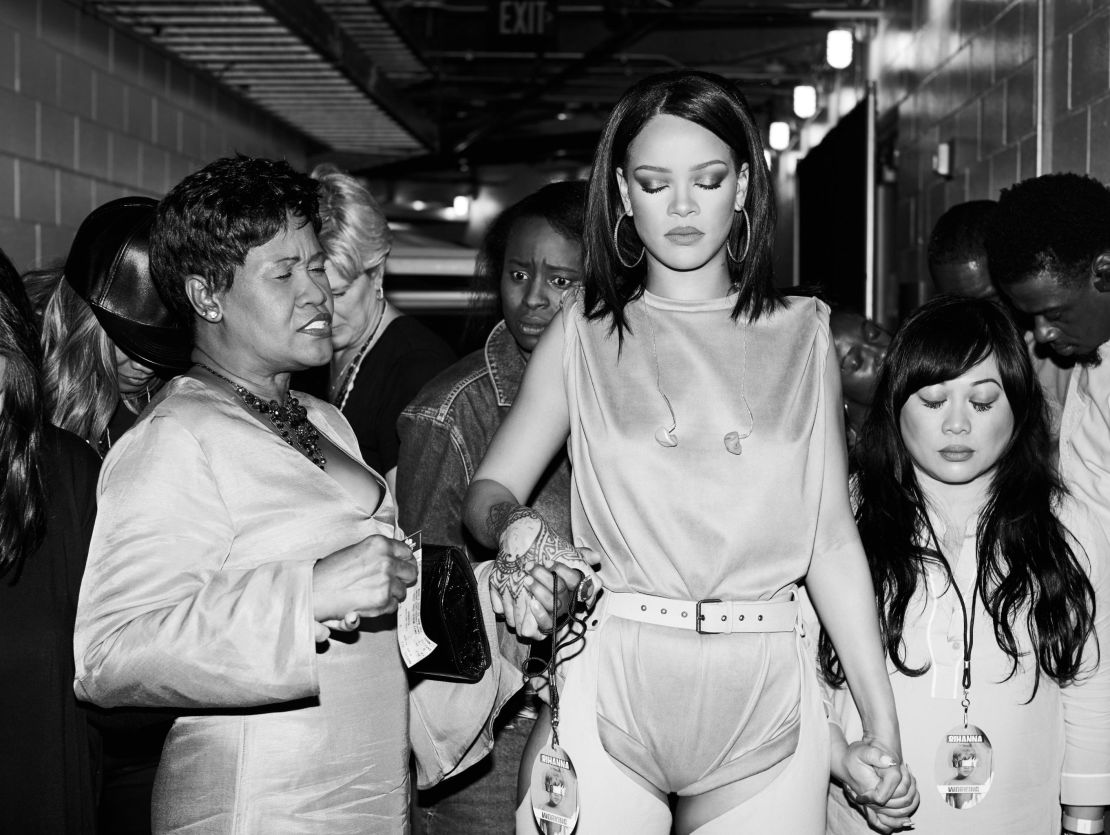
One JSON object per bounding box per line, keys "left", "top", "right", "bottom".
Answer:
{"left": 583, "top": 70, "right": 781, "bottom": 338}
{"left": 819, "top": 296, "right": 1097, "bottom": 697}
{"left": 0, "top": 246, "right": 47, "bottom": 579}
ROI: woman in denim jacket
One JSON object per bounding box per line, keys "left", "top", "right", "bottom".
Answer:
{"left": 397, "top": 179, "right": 586, "bottom": 833}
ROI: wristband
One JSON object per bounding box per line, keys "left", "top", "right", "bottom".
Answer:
{"left": 1064, "top": 814, "right": 1106, "bottom": 835}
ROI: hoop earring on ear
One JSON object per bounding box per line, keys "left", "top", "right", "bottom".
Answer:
{"left": 726, "top": 207, "right": 751, "bottom": 264}
{"left": 376, "top": 284, "right": 384, "bottom": 300}
{"left": 613, "top": 211, "right": 645, "bottom": 269}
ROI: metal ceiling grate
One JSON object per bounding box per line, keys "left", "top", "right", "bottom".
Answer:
{"left": 90, "top": 0, "right": 435, "bottom": 156}
{"left": 315, "top": 0, "right": 434, "bottom": 85}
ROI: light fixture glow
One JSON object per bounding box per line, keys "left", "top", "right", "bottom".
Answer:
{"left": 452, "top": 195, "right": 470, "bottom": 217}
{"left": 411, "top": 200, "right": 428, "bottom": 211}
{"left": 793, "top": 85, "right": 817, "bottom": 119}
{"left": 826, "top": 29, "right": 854, "bottom": 70}
{"left": 768, "top": 121, "right": 791, "bottom": 151}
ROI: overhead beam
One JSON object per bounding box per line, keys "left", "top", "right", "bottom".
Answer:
{"left": 257, "top": 0, "right": 439, "bottom": 151}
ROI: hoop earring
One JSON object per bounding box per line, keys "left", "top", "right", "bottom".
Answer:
{"left": 726, "top": 207, "right": 751, "bottom": 264}
{"left": 613, "top": 211, "right": 645, "bottom": 269}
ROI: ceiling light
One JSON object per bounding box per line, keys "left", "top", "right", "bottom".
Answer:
{"left": 826, "top": 29, "right": 854, "bottom": 69}
{"left": 452, "top": 195, "right": 470, "bottom": 217}
{"left": 411, "top": 200, "right": 427, "bottom": 211}
{"left": 556, "top": 111, "right": 570, "bottom": 121}
{"left": 793, "top": 85, "right": 817, "bottom": 119}
{"left": 768, "top": 121, "right": 791, "bottom": 151}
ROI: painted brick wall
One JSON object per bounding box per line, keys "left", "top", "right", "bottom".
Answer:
{"left": 872, "top": 0, "right": 1042, "bottom": 313}
{"left": 0, "top": 0, "right": 312, "bottom": 271}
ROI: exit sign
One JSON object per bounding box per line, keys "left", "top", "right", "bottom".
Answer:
{"left": 490, "top": 0, "right": 556, "bottom": 47}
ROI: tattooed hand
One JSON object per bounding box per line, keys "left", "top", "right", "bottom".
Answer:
{"left": 487, "top": 505, "right": 598, "bottom": 637}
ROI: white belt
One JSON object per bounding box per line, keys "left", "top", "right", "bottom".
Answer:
{"left": 605, "top": 590, "right": 799, "bottom": 634}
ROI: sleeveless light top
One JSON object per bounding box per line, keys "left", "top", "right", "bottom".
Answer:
{"left": 563, "top": 290, "right": 834, "bottom": 601}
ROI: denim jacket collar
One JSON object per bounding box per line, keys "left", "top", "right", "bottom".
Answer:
{"left": 485, "top": 320, "right": 527, "bottom": 408}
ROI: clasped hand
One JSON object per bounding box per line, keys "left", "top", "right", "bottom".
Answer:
{"left": 837, "top": 736, "right": 919, "bottom": 832}
{"left": 489, "top": 509, "right": 591, "bottom": 639}
{"left": 311, "top": 534, "right": 418, "bottom": 642}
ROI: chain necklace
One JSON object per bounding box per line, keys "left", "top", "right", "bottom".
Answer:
{"left": 198, "top": 363, "right": 327, "bottom": 470}
{"left": 331, "top": 301, "right": 387, "bottom": 410}
{"left": 120, "top": 383, "right": 156, "bottom": 415}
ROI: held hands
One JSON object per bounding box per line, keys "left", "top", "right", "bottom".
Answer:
{"left": 489, "top": 506, "right": 595, "bottom": 639}
{"left": 311, "top": 534, "right": 417, "bottom": 642}
{"left": 836, "top": 738, "right": 919, "bottom": 832}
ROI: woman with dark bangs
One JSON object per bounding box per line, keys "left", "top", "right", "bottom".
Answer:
{"left": 0, "top": 245, "right": 102, "bottom": 832}
{"left": 820, "top": 296, "right": 1110, "bottom": 834}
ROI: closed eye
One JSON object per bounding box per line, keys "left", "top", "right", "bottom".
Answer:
{"left": 920, "top": 397, "right": 945, "bottom": 409}
{"left": 971, "top": 401, "right": 995, "bottom": 412}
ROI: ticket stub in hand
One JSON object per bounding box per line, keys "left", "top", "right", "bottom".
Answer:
{"left": 397, "top": 530, "right": 438, "bottom": 667}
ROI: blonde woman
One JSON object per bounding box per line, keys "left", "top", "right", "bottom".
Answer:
{"left": 309, "top": 163, "right": 455, "bottom": 492}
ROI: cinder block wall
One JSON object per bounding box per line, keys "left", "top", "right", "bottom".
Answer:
{"left": 0, "top": 0, "right": 312, "bottom": 271}
{"left": 872, "top": 0, "right": 1110, "bottom": 310}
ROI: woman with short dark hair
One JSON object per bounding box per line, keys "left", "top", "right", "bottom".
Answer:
{"left": 72, "top": 156, "right": 426, "bottom": 833}
{"left": 398, "top": 179, "right": 587, "bottom": 833}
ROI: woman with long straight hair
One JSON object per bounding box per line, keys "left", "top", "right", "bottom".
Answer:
{"left": 821, "top": 296, "right": 1109, "bottom": 834}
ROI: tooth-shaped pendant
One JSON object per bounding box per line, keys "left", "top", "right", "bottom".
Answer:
{"left": 723, "top": 431, "right": 743, "bottom": 455}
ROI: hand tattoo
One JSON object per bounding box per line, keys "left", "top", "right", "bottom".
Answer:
{"left": 490, "top": 508, "right": 578, "bottom": 603}
{"left": 486, "top": 501, "right": 520, "bottom": 543}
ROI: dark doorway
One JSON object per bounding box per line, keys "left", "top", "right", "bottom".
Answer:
{"left": 796, "top": 96, "right": 869, "bottom": 312}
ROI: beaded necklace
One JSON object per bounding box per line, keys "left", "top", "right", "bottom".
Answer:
{"left": 198, "top": 363, "right": 327, "bottom": 470}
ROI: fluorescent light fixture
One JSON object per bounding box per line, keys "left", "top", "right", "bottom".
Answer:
{"left": 768, "top": 121, "right": 791, "bottom": 151}
{"left": 793, "top": 85, "right": 817, "bottom": 119}
{"left": 826, "top": 29, "right": 854, "bottom": 70}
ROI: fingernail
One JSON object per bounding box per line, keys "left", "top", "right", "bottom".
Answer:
{"left": 878, "top": 754, "right": 895, "bottom": 766}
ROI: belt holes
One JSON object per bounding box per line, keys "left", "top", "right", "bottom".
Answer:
{"left": 739, "top": 614, "right": 745, "bottom": 621}
{"left": 661, "top": 608, "right": 667, "bottom": 615}
{"left": 721, "top": 615, "right": 727, "bottom": 621}
{"left": 758, "top": 614, "right": 764, "bottom": 621}
{"left": 681, "top": 611, "right": 688, "bottom": 618}
{"left": 640, "top": 605, "right": 647, "bottom": 612}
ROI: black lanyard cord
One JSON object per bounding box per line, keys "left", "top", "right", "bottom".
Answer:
{"left": 921, "top": 512, "right": 981, "bottom": 723}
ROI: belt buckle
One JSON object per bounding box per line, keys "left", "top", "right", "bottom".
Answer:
{"left": 696, "top": 598, "right": 725, "bottom": 634}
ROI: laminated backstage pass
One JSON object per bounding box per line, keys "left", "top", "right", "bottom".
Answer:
{"left": 934, "top": 724, "right": 994, "bottom": 810}
{"left": 530, "top": 742, "right": 580, "bottom": 835}
{"left": 397, "top": 530, "right": 438, "bottom": 666}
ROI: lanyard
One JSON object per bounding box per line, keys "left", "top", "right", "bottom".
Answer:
{"left": 921, "top": 512, "right": 981, "bottom": 728}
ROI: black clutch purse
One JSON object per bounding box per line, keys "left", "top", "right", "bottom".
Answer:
{"left": 410, "top": 544, "right": 492, "bottom": 683}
